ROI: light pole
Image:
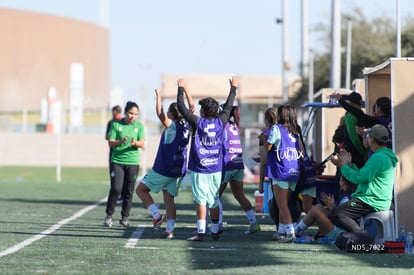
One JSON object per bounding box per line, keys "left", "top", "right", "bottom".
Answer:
{"left": 308, "top": 49, "right": 314, "bottom": 103}
{"left": 330, "top": 0, "right": 341, "bottom": 89}
{"left": 301, "top": 0, "right": 309, "bottom": 78}
{"left": 276, "top": 0, "right": 289, "bottom": 104}
{"left": 345, "top": 18, "right": 352, "bottom": 90}
{"left": 396, "top": 0, "right": 401, "bottom": 57}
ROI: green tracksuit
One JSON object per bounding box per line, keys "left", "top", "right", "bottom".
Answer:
{"left": 340, "top": 147, "right": 398, "bottom": 211}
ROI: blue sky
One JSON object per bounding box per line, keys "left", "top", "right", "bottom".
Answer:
{"left": 0, "top": 0, "right": 412, "bottom": 113}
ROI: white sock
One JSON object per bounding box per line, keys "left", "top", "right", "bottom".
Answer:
{"left": 218, "top": 198, "right": 223, "bottom": 225}
{"left": 166, "top": 219, "right": 175, "bottom": 233}
{"left": 197, "top": 219, "right": 206, "bottom": 234}
{"left": 295, "top": 220, "right": 308, "bottom": 236}
{"left": 245, "top": 209, "right": 257, "bottom": 225}
{"left": 284, "top": 223, "right": 295, "bottom": 235}
{"left": 147, "top": 204, "right": 160, "bottom": 219}
{"left": 278, "top": 223, "right": 286, "bottom": 234}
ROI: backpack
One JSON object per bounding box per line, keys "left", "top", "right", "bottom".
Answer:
{"left": 334, "top": 230, "right": 376, "bottom": 253}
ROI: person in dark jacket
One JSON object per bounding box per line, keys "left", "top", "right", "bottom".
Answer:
{"left": 331, "top": 92, "right": 367, "bottom": 168}
{"left": 331, "top": 94, "right": 392, "bottom": 150}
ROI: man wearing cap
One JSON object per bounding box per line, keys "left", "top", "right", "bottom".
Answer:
{"left": 329, "top": 124, "right": 398, "bottom": 232}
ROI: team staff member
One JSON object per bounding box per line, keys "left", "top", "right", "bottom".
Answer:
{"left": 330, "top": 124, "right": 398, "bottom": 232}
{"left": 105, "top": 105, "right": 122, "bottom": 164}
{"left": 106, "top": 105, "right": 123, "bottom": 204}
{"left": 104, "top": 101, "right": 145, "bottom": 228}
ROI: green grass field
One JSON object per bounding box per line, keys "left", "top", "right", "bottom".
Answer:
{"left": 1, "top": 167, "right": 413, "bottom": 274}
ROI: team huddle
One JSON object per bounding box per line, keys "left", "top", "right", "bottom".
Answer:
{"left": 103, "top": 76, "right": 259, "bottom": 241}
{"left": 102, "top": 77, "right": 398, "bottom": 244}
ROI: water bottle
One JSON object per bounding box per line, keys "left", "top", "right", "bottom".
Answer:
{"left": 405, "top": 232, "right": 413, "bottom": 255}
{"left": 399, "top": 226, "right": 406, "bottom": 242}
{"left": 294, "top": 236, "right": 312, "bottom": 244}
{"left": 317, "top": 237, "right": 332, "bottom": 244}
{"left": 328, "top": 95, "right": 338, "bottom": 104}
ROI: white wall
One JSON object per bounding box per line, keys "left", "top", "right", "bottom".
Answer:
{"left": 0, "top": 133, "right": 158, "bottom": 171}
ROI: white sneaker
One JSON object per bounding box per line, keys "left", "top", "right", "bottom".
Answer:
{"left": 244, "top": 223, "right": 261, "bottom": 235}
{"left": 278, "top": 233, "right": 296, "bottom": 243}
{"left": 104, "top": 215, "right": 113, "bottom": 227}
{"left": 272, "top": 232, "right": 285, "bottom": 241}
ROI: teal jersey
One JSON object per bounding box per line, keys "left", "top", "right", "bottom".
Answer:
{"left": 341, "top": 147, "right": 398, "bottom": 211}
{"left": 108, "top": 119, "right": 145, "bottom": 165}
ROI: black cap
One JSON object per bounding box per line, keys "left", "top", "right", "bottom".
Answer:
{"left": 343, "top": 92, "right": 362, "bottom": 106}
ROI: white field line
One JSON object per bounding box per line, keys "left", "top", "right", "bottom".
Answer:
{"left": 124, "top": 226, "right": 147, "bottom": 248}
{"left": 0, "top": 197, "right": 107, "bottom": 258}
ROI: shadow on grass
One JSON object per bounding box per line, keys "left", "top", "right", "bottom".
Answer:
{"left": 177, "top": 190, "right": 414, "bottom": 271}
{"left": 2, "top": 187, "right": 413, "bottom": 271}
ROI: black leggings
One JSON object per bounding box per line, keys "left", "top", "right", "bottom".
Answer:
{"left": 329, "top": 198, "right": 374, "bottom": 232}
{"left": 105, "top": 163, "right": 139, "bottom": 218}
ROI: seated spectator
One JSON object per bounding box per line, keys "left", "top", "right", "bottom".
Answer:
{"left": 329, "top": 124, "right": 398, "bottom": 232}
{"left": 294, "top": 176, "right": 357, "bottom": 241}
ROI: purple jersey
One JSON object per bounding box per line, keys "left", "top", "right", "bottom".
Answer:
{"left": 267, "top": 124, "right": 301, "bottom": 182}
{"left": 223, "top": 121, "right": 244, "bottom": 171}
{"left": 189, "top": 117, "right": 224, "bottom": 173}
{"left": 152, "top": 120, "right": 190, "bottom": 177}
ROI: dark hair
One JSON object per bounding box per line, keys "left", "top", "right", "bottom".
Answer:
{"left": 112, "top": 105, "right": 122, "bottom": 113}
{"left": 264, "top": 107, "right": 277, "bottom": 127}
{"left": 277, "top": 105, "right": 298, "bottom": 134}
{"left": 124, "top": 101, "right": 139, "bottom": 113}
{"left": 375, "top": 97, "right": 391, "bottom": 116}
{"left": 168, "top": 102, "right": 182, "bottom": 121}
{"left": 229, "top": 106, "right": 240, "bottom": 128}
{"left": 199, "top": 97, "right": 219, "bottom": 118}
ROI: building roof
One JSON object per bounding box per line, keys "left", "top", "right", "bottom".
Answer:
{"left": 160, "top": 74, "right": 302, "bottom": 104}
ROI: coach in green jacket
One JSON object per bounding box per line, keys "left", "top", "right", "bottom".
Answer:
{"left": 330, "top": 124, "right": 398, "bottom": 232}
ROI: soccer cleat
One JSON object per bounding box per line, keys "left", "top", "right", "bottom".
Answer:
{"left": 119, "top": 217, "right": 129, "bottom": 228}
{"left": 277, "top": 233, "right": 296, "bottom": 243}
{"left": 187, "top": 234, "right": 205, "bottom": 241}
{"left": 104, "top": 215, "right": 113, "bottom": 227}
{"left": 244, "top": 223, "right": 261, "bottom": 235}
{"left": 152, "top": 215, "right": 166, "bottom": 232}
{"left": 162, "top": 231, "right": 174, "bottom": 240}
{"left": 272, "top": 232, "right": 284, "bottom": 241}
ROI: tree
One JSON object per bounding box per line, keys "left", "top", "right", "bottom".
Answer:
{"left": 401, "top": 16, "right": 414, "bottom": 56}
{"left": 291, "top": 8, "right": 414, "bottom": 107}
